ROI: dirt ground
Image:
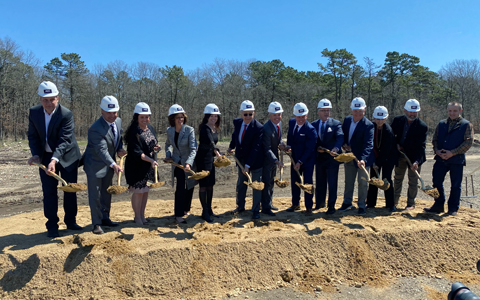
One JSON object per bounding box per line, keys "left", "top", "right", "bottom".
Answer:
{"left": 1, "top": 140, "right": 480, "bottom": 299}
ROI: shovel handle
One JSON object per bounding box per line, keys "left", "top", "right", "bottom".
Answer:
{"left": 32, "top": 162, "right": 68, "bottom": 186}
{"left": 117, "top": 154, "right": 127, "bottom": 185}
{"left": 227, "top": 152, "right": 246, "bottom": 173}
{"left": 154, "top": 165, "right": 158, "bottom": 183}
{"left": 165, "top": 161, "right": 196, "bottom": 175}
{"left": 284, "top": 151, "right": 304, "bottom": 185}
{"left": 399, "top": 151, "right": 426, "bottom": 189}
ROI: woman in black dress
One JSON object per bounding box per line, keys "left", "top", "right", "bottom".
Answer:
{"left": 195, "top": 104, "right": 222, "bottom": 223}
{"left": 124, "top": 102, "right": 160, "bottom": 225}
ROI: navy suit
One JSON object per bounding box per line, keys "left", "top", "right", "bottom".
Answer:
{"left": 261, "top": 120, "right": 282, "bottom": 212}
{"left": 229, "top": 118, "right": 263, "bottom": 212}
{"left": 287, "top": 119, "right": 317, "bottom": 209}
{"left": 311, "top": 118, "right": 344, "bottom": 209}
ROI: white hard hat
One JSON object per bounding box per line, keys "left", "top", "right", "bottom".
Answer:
{"left": 38, "top": 81, "right": 59, "bottom": 97}
{"left": 240, "top": 100, "right": 255, "bottom": 111}
{"left": 168, "top": 104, "right": 185, "bottom": 116}
{"left": 268, "top": 102, "right": 283, "bottom": 113}
{"left": 204, "top": 103, "right": 221, "bottom": 115}
{"left": 404, "top": 99, "right": 420, "bottom": 112}
{"left": 317, "top": 98, "right": 332, "bottom": 109}
{"left": 134, "top": 102, "right": 151, "bottom": 115}
{"left": 373, "top": 106, "right": 389, "bottom": 119}
{"left": 293, "top": 102, "right": 309, "bottom": 116}
{"left": 100, "top": 96, "right": 119, "bottom": 112}
{"left": 350, "top": 97, "right": 366, "bottom": 110}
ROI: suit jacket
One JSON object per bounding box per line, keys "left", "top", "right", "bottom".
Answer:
{"left": 286, "top": 119, "right": 317, "bottom": 166}
{"left": 263, "top": 120, "right": 282, "bottom": 166}
{"left": 83, "top": 116, "right": 124, "bottom": 178}
{"left": 342, "top": 115, "right": 374, "bottom": 167}
{"left": 372, "top": 122, "right": 395, "bottom": 168}
{"left": 228, "top": 118, "right": 264, "bottom": 170}
{"left": 165, "top": 124, "right": 197, "bottom": 189}
{"left": 311, "top": 117, "right": 344, "bottom": 163}
{"left": 28, "top": 104, "right": 81, "bottom": 171}
{"left": 390, "top": 115, "right": 428, "bottom": 165}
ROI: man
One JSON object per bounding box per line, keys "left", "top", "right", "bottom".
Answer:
{"left": 227, "top": 100, "right": 264, "bottom": 219}
{"left": 311, "top": 99, "right": 344, "bottom": 214}
{"left": 261, "top": 102, "right": 285, "bottom": 217}
{"left": 424, "top": 102, "right": 474, "bottom": 216}
{"left": 28, "top": 81, "right": 82, "bottom": 238}
{"left": 338, "top": 97, "right": 374, "bottom": 215}
{"left": 391, "top": 99, "right": 428, "bottom": 210}
{"left": 83, "top": 96, "right": 127, "bottom": 234}
{"left": 285, "top": 102, "right": 317, "bottom": 216}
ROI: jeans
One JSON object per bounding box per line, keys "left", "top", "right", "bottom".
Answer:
{"left": 432, "top": 160, "right": 464, "bottom": 212}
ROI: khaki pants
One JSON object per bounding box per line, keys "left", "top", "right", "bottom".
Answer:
{"left": 393, "top": 157, "right": 421, "bottom": 207}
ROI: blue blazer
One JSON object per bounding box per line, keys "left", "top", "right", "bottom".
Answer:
{"left": 311, "top": 117, "right": 344, "bottom": 162}
{"left": 286, "top": 118, "right": 317, "bottom": 166}
{"left": 229, "top": 118, "right": 264, "bottom": 170}
{"left": 342, "top": 115, "right": 374, "bottom": 167}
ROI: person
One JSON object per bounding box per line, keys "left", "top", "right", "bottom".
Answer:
{"left": 285, "top": 102, "right": 317, "bottom": 216}
{"left": 27, "top": 81, "right": 82, "bottom": 238}
{"left": 195, "top": 103, "right": 222, "bottom": 223}
{"left": 227, "top": 100, "right": 264, "bottom": 219}
{"left": 424, "top": 102, "right": 474, "bottom": 216}
{"left": 338, "top": 97, "right": 374, "bottom": 215}
{"left": 83, "top": 96, "right": 127, "bottom": 234}
{"left": 311, "top": 99, "right": 344, "bottom": 215}
{"left": 124, "top": 102, "right": 160, "bottom": 225}
{"left": 366, "top": 106, "right": 396, "bottom": 211}
{"left": 391, "top": 99, "right": 428, "bottom": 210}
{"left": 261, "top": 102, "right": 285, "bottom": 217}
{"left": 164, "top": 104, "right": 197, "bottom": 224}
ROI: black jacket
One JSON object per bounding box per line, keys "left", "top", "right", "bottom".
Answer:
{"left": 390, "top": 115, "right": 428, "bottom": 165}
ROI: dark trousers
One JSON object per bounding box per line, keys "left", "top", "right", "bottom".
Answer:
{"left": 291, "top": 163, "right": 314, "bottom": 209}
{"left": 432, "top": 160, "right": 464, "bottom": 212}
{"left": 174, "top": 166, "right": 194, "bottom": 217}
{"left": 40, "top": 152, "right": 78, "bottom": 230}
{"left": 366, "top": 164, "right": 395, "bottom": 208}
{"left": 315, "top": 160, "right": 340, "bottom": 208}
{"left": 261, "top": 162, "right": 276, "bottom": 212}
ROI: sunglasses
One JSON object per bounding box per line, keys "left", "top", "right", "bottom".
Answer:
{"left": 243, "top": 113, "right": 253, "bottom": 117}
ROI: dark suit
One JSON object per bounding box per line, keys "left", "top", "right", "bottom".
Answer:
{"left": 229, "top": 118, "right": 263, "bottom": 212}
{"left": 83, "top": 116, "right": 123, "bottom": 226}
{"left": 287, "top": 119, "right": 317, "bottom": 209}
{"left": 311, "top": 118, "right": 344, "bottom": 209}
{"left": 28, "top": 104, "right": 81, "bottom": 230}
{"left": 261, "top": 120, "right": 282, "bottom": 212}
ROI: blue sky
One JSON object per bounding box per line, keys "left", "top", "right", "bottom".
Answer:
{"left": 2, "top": 0, "right": 479, "bottom": 73}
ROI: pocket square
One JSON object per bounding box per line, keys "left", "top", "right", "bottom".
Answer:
{"left": 300, "top": 134, "right": 305, "bottom": 136}
{"left": 327, "top": 127, "right": 332, "bottom": 132}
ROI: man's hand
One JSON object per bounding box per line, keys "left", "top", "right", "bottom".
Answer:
{"left": 342, "top": 144, "right": 351, "bottom": 152}
{"left": 294, "top": 162, "right": 301, "bottom": 171}
{"left": 117, "top": 149, "right": 127, "bottom": 157}
{"left": 278, "top": 144, "right": 286, "bottom": 151}
{"left": 357, "top": 160, "right": 365, "bottom": 168}
{"left": 227, "top": 148, "right": 234, "bottom": 154}
{"left": 244, "top": 166, "right": 250, "bottom": 174}
{"left": 47, "top": 160, "right": 57, "bottom": 176}
{"left": 330, "top": 147, "right": 339, "bottom": 157}
{"left": 112, "top": 164, "right": 123, "bottom": 175}
{"left": 317, "top": 147, "right": 325, "bottom": 153}
{"left": 411, "top": 162, "right": 419, "bottom": 171}
{"left": 439, "top": 149, "right": 454, "bottom": 160}
{"left": 284, "top": 146, "right": 291, "bottom": 153}
{"left": 276, "top": 161, "right": 284, "bottom": 168}
{"left": 28, "top": 155, "right": 40, "bottom": 166}
{"left": 397, "top": 144, "right": 403, "bottom": 151}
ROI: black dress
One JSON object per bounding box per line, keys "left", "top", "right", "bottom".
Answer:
{"left": 195, "top": 124, "right": 218, "bottom": 187}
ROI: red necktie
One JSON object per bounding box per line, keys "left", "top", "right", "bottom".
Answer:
{"left": 277, "top": 124, "right": 281, "bottom": 139}
{"left": 241, "top": 124, "right": 247, "bottom": 143}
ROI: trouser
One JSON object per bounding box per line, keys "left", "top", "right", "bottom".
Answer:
{"left": 394, "top": 157, "right": 421, "bottom": 207}
{"left": 343, "top": 161, "right": 369, "bottom": 209}
{"left": 366, "top": 163, "right": 394, "bottom": 208}
{"left": 291, "top": 163, "right": 314, "bottom": 209}
{"left": 315, "top": 160, "right": 340, "bottom": 209}
{"left": 432, "top": 160, "right": 464, "bottom": 212}
{"left": 40, "top": 152, "right": 78, "bottom": 230}
{"left": 261, "top": 162, "right": 276, "bottom": 212}
{"left": 174, "top": 166, "right": 194, "bottom": 217}
{"left": 87, "top": 168, "right": 114, "bottom": 226}
{"left": 236, "top": 166, "right": 262, "bottom": 213}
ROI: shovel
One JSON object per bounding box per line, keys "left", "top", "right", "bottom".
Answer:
{"left": 274, "top": 150, "right": 289, "bottom": 188}
{"left": 284, "top": 151, "right": 313, "bottom": 194}
{"left": 165, "top": 161, "right": 210, "bottom": 180}
{"left": 372, "top": 164, "right": 391, "bottom": 190}
{"left": 226, "top": 152, "right": 264, "bottom": 190}
{"left": 213, "top": 150, "right": 231, "bottom": 167}
{"left": 32, "top": 162, "right": 87, "bottom": 193}
{"left": 107, "top": 154, "right": 128, "bottom": 195}
{"left": 148, "top": 165, "right": 166, "bottom": 189}
{"left": 399, "top": 150, "right": 439, "bottom": 198}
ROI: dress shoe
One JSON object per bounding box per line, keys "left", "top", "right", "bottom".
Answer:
{"left": 286, "top": 205, "right": 301, "bottom": 212}
{"left": 314, "top": 204, "right": 326, "bottom": 210}
{"left": 271, "top": 206, "right": 279, "bottom": 211}
{"left": 101, "top": 219, "right": 119, "bottom": 227}
{"left": 389, "top": 206, "right": 397, "bottom": 212}
{"left": 447, "top": 211, "right": 458, "bottom": 216}
{"left": 405, "top": 205, "right": 415, "bottom": 210}
{"left": 326, "top": 207, "right": 336, "bottom": 215}
{"left": 338, "top": 204, "right": 353, "bottom": 212}
{"left": 47, "top": 229, "right": 60, "bottom": 238}
{"left": 176, "top": 217, "right": 187, "bottom": 224}
{"left": 92, "top": 225, "right": 104, "bottom": 235}
{"left": 252, "top": 212, "right": 260, "bottom": 219}
{"left": 231, "top": 207, "right": 245, "bottom": 214}
{"left": 66, "top": 223, "right": 83, "bottom": 230}
{"left": 304, "top": 209, "right": 313, "bottom": 216}
{"left": 423, "top": 206, "right": 444, "bottom": 214}
{"left": 358, "top": 208, "right": 366, "bottom": 215}
{"left": 261, "top": 210, "right": 276, "bottom": 216}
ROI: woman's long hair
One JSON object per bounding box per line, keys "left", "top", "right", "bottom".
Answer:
{"left": 124, "top": 113, "right": 139, "bottom": 146}
{"left": 198, "top": 114, "right": 221, "bottom": 133}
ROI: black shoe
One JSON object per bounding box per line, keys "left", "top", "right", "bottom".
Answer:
{"left": 202, "top": 214, "right": 213, "bottom": 223}
{"left": 389, "top": 206, "right": 397, "bottom": 212}
{"left": 210, "top": 212, "right": 220, "bottom": 218}
{"left": 304, "top": 209, "right": 313, "bottom": 216}
{"left": 358, "top": 208, "right": 366, "bottom": 215}
{"left": 338, "top": 204, "right": 353, "bottom": 212}
{"left": 286, "top": 205, "right": 301, "bottom": 212}
{"left": 366, "top": 205, "right": 375, "bottom": 209}
{"left": 66, "top": 223, "right": 83, "bottom": 230}
{"left": 314, "top": 204, "right": 326, "bottom": 210}
{"left": 252, "top": 212, "right": 260, "bottom": 219}
{"left": 102, "top": 219, "right": 119, "bottom": 227}
{"left": 271, "top": 206, "right": 279, "bottom": 211}
{"left": 231, "top": 207, "right": 245, "bottom": 214}
{"left": 92, "top": 225, "right": 104, "bottom": 234}
{"left": 261, "top": 210, "right": 276, "bottom": 216}
{"left": 423, "top": 206, "right": 444, "bottom": 214}
{"left": 47, "top": 229, "right": 60, "bottom": 238}
{"left": 326, "top": 207, "right": 336, "bottom": 215}
{"left": 447, "top": 211, "right": 457, "bottom": 216}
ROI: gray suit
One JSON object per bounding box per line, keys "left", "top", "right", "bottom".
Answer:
{"left": 261, "top": 120, "right": 282, "bottom": 212}
{"left": 83, "top": 116, "right": 123, "bottom": 226}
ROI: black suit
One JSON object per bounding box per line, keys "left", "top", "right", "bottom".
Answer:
{"left": 28, "top": 104, "right": 81, "bottom": 230}
{"left": 261, "top": 120, "right": 282, "bottom": 212}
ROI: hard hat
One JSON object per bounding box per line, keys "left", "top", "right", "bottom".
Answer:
{"left": 168, "top": 104, "right": 185, "bottom": 116}
{"left": 134, "top": 102, "right": 151, "bottom": 115}
{"left": 204, "top": 103, "right": 221, "bottom": 115}
{"left": 38, "top": 81, "right": 59, "bottom": 97}
{"left": 240, "top": 100, "right": 255, "bottom": 111}
{"left": 293, "top": 102, "right": 309, "bottom": 116}
{"left": 268, "top": 102, "right": 283, "bottom": 113}
{"left": 350, "top": 97, "right": 366, "bottom": 110}
{"left": 100, "top": 96, "right": 119, "bottom": 112}
{"left": 404, "top": 99, "right": 421, "bottom": 112}
{"left": 317, "top": 98, "right": 332, "bottom": 109}
{"left": 373, "top": 106, "right": 389, "bottom": 119}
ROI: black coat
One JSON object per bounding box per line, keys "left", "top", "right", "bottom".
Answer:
{"left": 228, "top": 118, "right": 264, "bottom": 170}
{"left": 125, "top": 124, "right": 157, "bottom": 186}
{"left": 390, "top": 115, "right": 428, "bottom": 165}
{"left": 372, "top": 122, "right": 395, "bottom": 168}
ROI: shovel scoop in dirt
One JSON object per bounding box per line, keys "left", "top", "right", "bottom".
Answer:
{"left": 165, "top": 161, "right": 210, "bottom": 180}
{"left": 274, "top": 151, "right": 289, "bottom": 188}
{"left": 107, "top": 154, "right": 128, "bottom": 195}
{"left": 148, "top": 165, "right": 165, "bottom": 189}
{"left": 227, "top": 152, "right": 264, "bottom": 190}
{"left": 399, "top": 151, "right": 439, "bottom": 198}
{"left": 32, "top": 162, "right": 87, "bottom": 193}
{"left": 284, "top": 151, "right": 313, "bottom": 194}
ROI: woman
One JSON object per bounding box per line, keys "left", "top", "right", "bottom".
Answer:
{"left": 366, "top": 106, "right": 396, "bottom": 212}
{"left": 124, "top": 102, "right": 160, "bottom": 225}
{"left": 195, "top": 104, "right": 222, "bottom": 223}
{"left": 164, "top": 104, "right": 197, "bottom": 224}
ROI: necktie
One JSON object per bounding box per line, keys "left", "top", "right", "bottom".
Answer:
{"left": 241, "top": 124, "right": 247, "bottom": 143}
{"left": 294, "top": 125, "right": 299, "bottom": 135}
{"left": 277, "top": 124, "right": 281, "bottom": 139}
{"left": 110, "top": 123, "right": 117, "bottom": 146}
{"left": 321, "top": 122, "right": 326, "bottom": 140}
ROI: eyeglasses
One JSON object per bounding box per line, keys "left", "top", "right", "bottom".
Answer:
{"left": 243, "top": 113, "right": 253, "bottom": 117}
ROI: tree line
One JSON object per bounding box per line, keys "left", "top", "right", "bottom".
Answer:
{"left": 1, "top": 36, "right": 479, "bottom": 142}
